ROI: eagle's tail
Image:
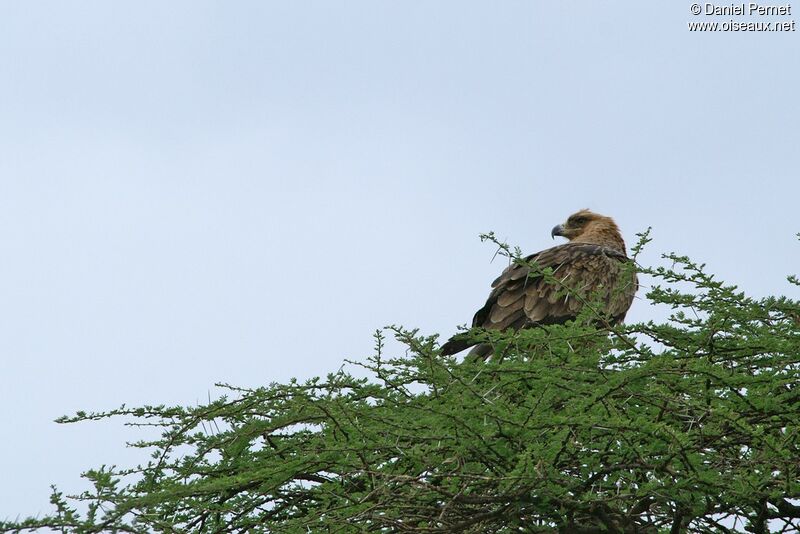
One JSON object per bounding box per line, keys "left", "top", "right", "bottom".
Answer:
{"left": 439, "top": 336, "right": 474, "bottom": 356}
{"left": 440, "top": 337, "right": 493, "bottom": 361}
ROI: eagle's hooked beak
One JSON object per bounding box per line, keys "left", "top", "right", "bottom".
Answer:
{"left": 551, "top": 224, "right": 565, "bottom": 240}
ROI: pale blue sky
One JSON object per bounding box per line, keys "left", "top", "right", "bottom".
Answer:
{"left": 2, "top": 1, "right": 798, "bottom": 519}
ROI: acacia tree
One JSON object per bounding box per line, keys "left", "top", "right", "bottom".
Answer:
{"left": 4, "top": 231, "right": 800, "bottom": 533}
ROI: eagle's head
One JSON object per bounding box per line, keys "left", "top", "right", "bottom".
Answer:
{"left": 551, "top": 209, "right": 626, "bottom": 252}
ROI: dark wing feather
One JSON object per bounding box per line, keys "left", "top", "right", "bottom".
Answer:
{"left": 441, "top": 243, "right": 637, "bottom": 356}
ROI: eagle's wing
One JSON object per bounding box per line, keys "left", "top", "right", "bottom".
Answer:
{"left": 474, "top": 242, "right": 636, "bottom": 330}
{"left": 441, "top": 243, "right": 636, "bottom": 356}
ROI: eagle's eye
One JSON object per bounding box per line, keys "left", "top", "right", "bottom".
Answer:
{"left": 570, "top": 216, "right": 588, "bottom": 226}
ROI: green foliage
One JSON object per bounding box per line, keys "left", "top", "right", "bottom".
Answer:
{"left": 3, "top": 232, "right": 800, "bottom": 533}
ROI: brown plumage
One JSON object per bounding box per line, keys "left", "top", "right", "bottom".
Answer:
{"left": 440, "top": 209, "right": 638, "bottom": 358}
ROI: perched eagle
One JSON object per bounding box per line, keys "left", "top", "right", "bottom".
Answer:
{"left": 440, "top": 209, "right": 638, "bottom": 358}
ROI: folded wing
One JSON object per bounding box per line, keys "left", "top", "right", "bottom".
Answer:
{"left": 441, "top": 243, "right": 637, "bottom": 356}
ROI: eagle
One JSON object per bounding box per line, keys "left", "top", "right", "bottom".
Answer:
{"left": 440, "top": 209, "right": 638, "bottom": 358}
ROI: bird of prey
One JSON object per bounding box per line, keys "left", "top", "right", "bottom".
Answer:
{"left": 440, "top": 209, "right": 638, "bottom": 358}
